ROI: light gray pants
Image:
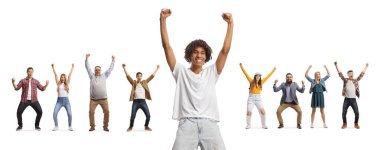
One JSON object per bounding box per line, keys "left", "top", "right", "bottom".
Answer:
{"left": 173, "top": 118, "right": 226, "bottom": 150}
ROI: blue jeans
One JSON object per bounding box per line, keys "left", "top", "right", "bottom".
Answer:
{"left": 342, "top": 98, "right": 359, "bottom": 123}
{"left": 129, "top": 99, "right": 150, "bottom": 127}
{"left": 53, "top": 97, "right": 73, "bottom": 127}
{"left": 173, "top": 118, "right": 226, "bottom": 150}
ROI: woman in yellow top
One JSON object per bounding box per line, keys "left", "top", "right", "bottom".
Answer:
{"left": 240, "top": 63, "right": 276, "bottom": 129}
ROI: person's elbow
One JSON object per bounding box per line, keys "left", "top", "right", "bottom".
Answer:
{"left": 221, "top": 47, "right": 231, "bottom": 54}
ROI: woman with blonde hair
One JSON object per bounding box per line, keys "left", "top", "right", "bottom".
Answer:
{"left": 51, "top": 64, "right": 74, "bottom": 131}
{"left": 305, "top": 65, "right": 330, "bottom": 128}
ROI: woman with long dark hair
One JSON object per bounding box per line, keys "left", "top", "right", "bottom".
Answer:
{"left": 240, "top": 63, "right": 275, "bottom": 129}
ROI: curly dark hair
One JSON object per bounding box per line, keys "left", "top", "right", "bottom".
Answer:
{"left": 184, "top": 39, "right": 212, "bottom": 63}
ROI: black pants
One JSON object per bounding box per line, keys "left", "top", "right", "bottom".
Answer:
{"left": 17, "top": 100, "right": 43, "bottom": 127}
{"left": 342, "top": 98, "right": 359, "bottom": 123}
{"left": 129, "top": 99, "right": 150, "bottom": 127}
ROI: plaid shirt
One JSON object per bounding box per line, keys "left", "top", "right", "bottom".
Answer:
{"left": 338, "top": 72, "right": 365, "bottom": 98}
{"left": 15, "top": 77, "right": 46, "bottom": 103}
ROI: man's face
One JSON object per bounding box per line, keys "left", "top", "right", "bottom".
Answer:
{"left": 95, "top": 66, "right": 101, "bottom": 76}
{"left": 286, "top": 74, "right": 293, "bottom": 83}
{"left": 191, "top": 47, "right": 206, "bottom": 67}
{"left": 136, "top": 74, "right": 142, "bottom": 81}
{"left": 27, "top": 69, "right": 33, "bottom": 78}
{"left": 347, "top": 71, "right": 354, "bottom": 78}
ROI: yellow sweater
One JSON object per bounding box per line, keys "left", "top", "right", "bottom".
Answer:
{"left": 240, "top": 64, "right": 275, "bottom": 94}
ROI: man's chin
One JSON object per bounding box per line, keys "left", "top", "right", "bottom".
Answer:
{"left": 192, "top": 62, "right": 204, "bottom": 67}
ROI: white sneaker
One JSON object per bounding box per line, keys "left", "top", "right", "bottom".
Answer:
{"left": 52, "top": 127, "right": 59, "bottom": 131}
{"left": 262, "top": 125, "right": 268, "bottom": 129}
{"left": 311, "top": 124, "right": 314, "bottom": 128}
{"left": 323, "top": 124, "right": 328, "bottom": 128}
{"left": 245, "top": 125, "right": 251, "bottom": 129}
{"left": 68, "top": 127, "right": 74, "bottom": 131}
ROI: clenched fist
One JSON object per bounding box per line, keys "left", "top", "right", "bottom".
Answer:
{"left": 160, "top": 8, "right": 171, "bottom": 19}
{"left": 222, "top": 13, "right": 233, "bottom": 23}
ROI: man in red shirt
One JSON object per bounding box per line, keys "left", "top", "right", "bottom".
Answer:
{"left": 12, "top": 67, "right": 49, "bottom": 131}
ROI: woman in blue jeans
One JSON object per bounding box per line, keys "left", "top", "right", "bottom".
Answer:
{"left": 51, "top": 64, "right": 74, "bottom": 131}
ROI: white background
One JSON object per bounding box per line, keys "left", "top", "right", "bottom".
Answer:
{"left": 0, "top": 0, "right": 379, "bottom": 150}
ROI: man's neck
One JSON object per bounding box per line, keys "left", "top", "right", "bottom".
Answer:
{"left": 190, "top": 65, "right": 203, "bottom": 74}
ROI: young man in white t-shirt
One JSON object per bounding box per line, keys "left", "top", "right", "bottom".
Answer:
{"left": 334, "top": 61, "right": 368, "bottom": 129}
{"left": 160, "top": 8, "right": 233, "bottom": 150}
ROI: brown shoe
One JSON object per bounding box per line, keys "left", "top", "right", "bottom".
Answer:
{"left": 103, "top": 128, "right": 109, "bottom": 132}
{"left": 278, "top": 124, "right": 284, "bottom": 129}
{"left": 354, "top": 123, "right": 360, "bottom": 129}
{"left": 127, "top": 127, "right": 133, "bottom": 132}
{"left": 145, "top": 126, "right": 152, "bottom": 131}
{"left": 341, "top": 123, "right": 347, "bottom": 129}
{"left": 297, "top": 124, "right": 302, "bottom": 129}
{"left": 89, "top": 127, "right": 95, "bottom": 131}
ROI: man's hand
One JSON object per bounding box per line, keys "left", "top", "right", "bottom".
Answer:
{"left": 222, "top": 13, "right": 233, "bottom": 23}
{"left": 160, "top": 8, "right": 171, "bottom": 19}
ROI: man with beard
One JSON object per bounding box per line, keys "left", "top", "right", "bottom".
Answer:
{"left": 273, "top": 73, "right": 305, "bottom": 129}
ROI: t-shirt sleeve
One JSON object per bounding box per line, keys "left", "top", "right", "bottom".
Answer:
{"left": 208, "top": 64, "right": 219, "bottom": 82}
{"left": 172, "top": 63, "right": 184, "bottom": 81}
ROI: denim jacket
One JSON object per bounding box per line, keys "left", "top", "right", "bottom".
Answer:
{"left": 306, "top": 75, "right": 329, "bottom": 94}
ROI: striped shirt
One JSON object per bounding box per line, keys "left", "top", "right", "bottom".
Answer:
{"left": 15, "top": 78, "right": 46, "bottom": 103}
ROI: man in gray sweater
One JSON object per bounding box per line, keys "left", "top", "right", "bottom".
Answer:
{"left": 273, "top": 73, "right": 305, "bottom": 129}
{"left": 85, "top": 53, "right": 115, "bottom": 132}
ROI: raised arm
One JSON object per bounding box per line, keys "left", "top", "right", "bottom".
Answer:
{"left": 361, "top": 63, "right": 369, "bottom": 74}
{"left": 334, "top": 61, "right": 345, "bottom": 80}
{"left": 357, "top": 63, "right": 369, "bottom": 81}
{"left": 262, "top": 67, "right": 276, "bottom": 83}
{"left": 324, "top": 65, "right": 330, "bottom": 76}
{"left": 51, "top": 64, "right": 59, "bottom": 85}
{"left": 305, "top": 65, "right": 313, "bottom": 82}
{"left": 215, "top": 13, "right": 234, "bottom": 75}
{"left": 305, "top": 65, "right": 312, "bottom": 77}
{"left": 67, "top": 63, "right": 74, "bottom": 84}
{"left": 160, "top": 8, "right": 176, "bottom": 71}
{"left": 104, "top": 55, "right": 115, "bottom": 78}
{"left": 146, "top": 65, "right": 160, "bottom": 83}
{"left": 321, "top": 65, "right": 331, "bottom": 81}
{"left": 239, "top": 63, "right": 252, "bottom": 82}
{"left": 122, "top": 64, "right": 133, "bottom": 85}
{"left": 334, "top": 61, "right": 341, "bottom": 73}
{"left": 85, "top": 54, "right": 93, "bottom": 78}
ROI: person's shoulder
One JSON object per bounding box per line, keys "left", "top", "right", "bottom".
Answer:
{"left": 19, "top": 78, "right": 27, "bottom": 83}
{"left": 173, "top": 63, "right": 187, "bottom": 72}
{"left": 204, "top": 63, "right": 217, "bottom": 72}
{"left": 32, "top": 78, "right": 40, "bottom": 82}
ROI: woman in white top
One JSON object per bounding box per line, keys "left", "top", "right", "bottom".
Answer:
{"left": 51, "top": 64, "right": 74, "bottom": 131}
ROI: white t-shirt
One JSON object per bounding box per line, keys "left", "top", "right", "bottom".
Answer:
{"left": 172, "top": 63, "right": 220, "bottom": 121}
{"left": 134, "top": 83, "right": 146, "bottom": 99}
{"left": 27, "top": 79, "right": 32, "bottom": 100}
{"left": 58, "top": 83, "right": 68, "bottom": 97}
{"left": 346, "top": 80, "right": 356, "bottom": 98}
